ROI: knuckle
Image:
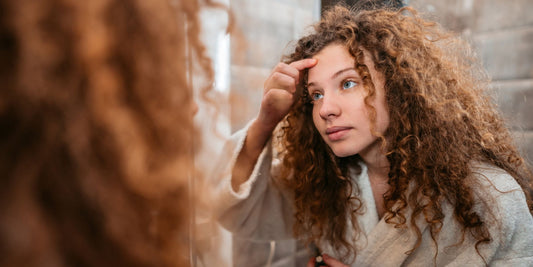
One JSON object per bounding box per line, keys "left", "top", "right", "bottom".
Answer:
{"left": 273, "top": 72, "right": 290, "bottom": 85}
{"left": 272, "top": 72, "right": 282, "bottom": 80}
{"left": 275, "top": 62, "right": 287, "bottom": 71}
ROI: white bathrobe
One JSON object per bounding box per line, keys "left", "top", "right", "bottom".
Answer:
{"left": 214, "top": 124, "right": 533, "bottom": 266}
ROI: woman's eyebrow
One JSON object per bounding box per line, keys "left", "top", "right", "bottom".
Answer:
{"left": 307, "top": 67, "right": 358, "bottom": 88}
{"left": 307, "top": 81, "right": 317, "bottom": 88}
{"left": 332, "top": 67, "right": 357, "bottom": 79}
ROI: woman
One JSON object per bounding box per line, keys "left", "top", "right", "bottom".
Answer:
{"left": 0, "top": 0, "right": 214, "bottom": 266}
{"left": 216, "top": 5, "right": 533, "bottom": 266}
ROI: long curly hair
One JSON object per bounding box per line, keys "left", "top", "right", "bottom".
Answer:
{"left": 0, "top": 0, "right": 216, "bottom": 266}
{"left": 278, "top": 5, "right": 533, "bottom": 263}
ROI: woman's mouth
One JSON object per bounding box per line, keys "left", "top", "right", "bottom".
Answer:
{"left": 326, "top": 126, "right": 352, "bottom": 141}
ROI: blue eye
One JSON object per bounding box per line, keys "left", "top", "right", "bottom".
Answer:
{"left": 342, "top": 80, "right": 357, "bottom": 90}
{"left": 311, "top": 92, "right": 323, "bottom": 101}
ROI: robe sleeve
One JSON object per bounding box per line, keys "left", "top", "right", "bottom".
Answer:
{"left": 212, "top": 122, "right": 295, "bottom": 241}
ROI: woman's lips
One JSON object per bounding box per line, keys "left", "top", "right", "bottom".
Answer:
{"left": 326, "top": 126, "right": 352, "bottom": 141}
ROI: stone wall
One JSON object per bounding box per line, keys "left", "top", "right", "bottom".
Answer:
{"left": 409, "top": 0, "right": 533, "bottom": 165}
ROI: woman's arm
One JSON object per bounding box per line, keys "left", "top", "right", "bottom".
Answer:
{"left": 230, "top": 58, "right": 317, "bottom": 191}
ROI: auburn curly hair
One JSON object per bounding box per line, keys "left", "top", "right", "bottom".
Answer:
{"left": 278, "top": 5, "right": 533, "bottom": 263}
{"left": 0, "top": 0, "right": 217, "bottom": 266}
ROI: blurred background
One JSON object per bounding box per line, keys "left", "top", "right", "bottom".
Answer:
{"left": 197, "top": 0, "right": 533, "bottom": 266}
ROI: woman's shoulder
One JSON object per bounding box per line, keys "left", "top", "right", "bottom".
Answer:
{"left": 468, "top": 162, "right": 531, "bottom": 222}
{"left": 468, "top": 163, "right": 533, "bottom": 262}
{"left": 469, "top": 162, "right": 523, "bottom": 194}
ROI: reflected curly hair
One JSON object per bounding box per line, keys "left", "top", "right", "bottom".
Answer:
{"left": 278, "top": 5, "right": 533, "bottom": 263}
{"left": 0, "top": 0, "right": 216, "bottom": 266}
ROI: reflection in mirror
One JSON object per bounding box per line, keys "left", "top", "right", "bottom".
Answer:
{"left": 206, "top": 0, "right": 533, "bottom": 266}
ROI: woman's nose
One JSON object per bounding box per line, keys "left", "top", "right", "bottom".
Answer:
{"left": 318, "top": 93, "right": 341, "bottom": 119}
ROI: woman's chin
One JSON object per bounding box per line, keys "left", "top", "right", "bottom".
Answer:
{"left": 331, "top": 148, "right": 357, "bottom": 158}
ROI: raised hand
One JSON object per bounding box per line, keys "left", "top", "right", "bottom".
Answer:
{"left": 231, "top": 58, "right": 316, "bottom": 191}
{"left": 257, "top": 58, "right": 317, "bottom": 131}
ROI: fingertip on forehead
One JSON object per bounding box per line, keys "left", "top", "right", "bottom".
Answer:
{"left": 307, "top": 57, "right": 318, "bottom": 67}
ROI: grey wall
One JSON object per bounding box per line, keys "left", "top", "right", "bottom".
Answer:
{"left": 409, "top": 0, "right": 533, "bottom": 165}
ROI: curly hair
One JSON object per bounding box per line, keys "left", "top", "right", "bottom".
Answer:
{"left": 0, "top": 0, "right": 216, "bottom": 266}
{"left": 278, "top": 5, "right": 533, "bottom": 263}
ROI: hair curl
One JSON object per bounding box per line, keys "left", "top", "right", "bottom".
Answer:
{"left": 278, "top": 5, "right": 533, "bottom": 263}
{"left": 0, "top": 0, "right": 216, "bottom": 266}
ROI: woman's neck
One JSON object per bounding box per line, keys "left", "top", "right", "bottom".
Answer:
{"left": 361, "top": 146, "right": 390, "bottom": 220}
{"left": 359, "top": 142, "right": 390, "bottom": 220}
{"left": 360, "top": 141, "right": 390, "bottom": 182}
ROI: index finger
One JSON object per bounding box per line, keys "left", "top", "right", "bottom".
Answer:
{"left": 289, "top": 58, "right": 317, "bottom": 71}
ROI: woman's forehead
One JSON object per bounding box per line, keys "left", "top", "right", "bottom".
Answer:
{"left": 306, "top": 44, "right": 378, "bottom": 82}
